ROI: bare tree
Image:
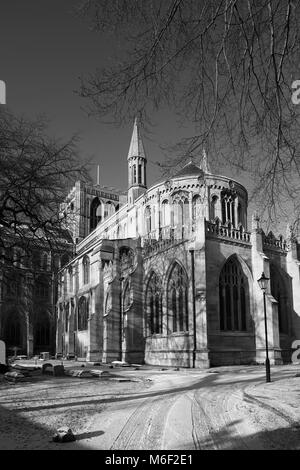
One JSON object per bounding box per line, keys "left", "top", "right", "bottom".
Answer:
{"left": 0, "top": 108, "right": 90, "bottom": 356}
{"left": 0, "top": 108, "right": 90, "bottom": 262}
{"left": 76, "top": 0, "right": 300, "bottom": 231}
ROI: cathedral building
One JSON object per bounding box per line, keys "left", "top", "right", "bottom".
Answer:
{"left": 56, "top": 119, "right": 300, "bottom": 367}
{"left": 0, "top": 229, "right": 73, "bottom": 358}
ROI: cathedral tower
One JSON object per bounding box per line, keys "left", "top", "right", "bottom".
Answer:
{"left": 127, "top": 118, "right": 147, "bottom": 205}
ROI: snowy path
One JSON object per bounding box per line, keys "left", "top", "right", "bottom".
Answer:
{"left": 82, "top": 367, "right": 300, "bottom": 450}
{"left": 1, "top": 365, "right": 300, "bottom": 450}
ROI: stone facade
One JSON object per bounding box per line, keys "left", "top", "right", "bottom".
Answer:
{"left": 0, "top": 234, "right": 72, "bottom": 358}
{"left": 56, "top": 120, "right": 300, "bottom": 367}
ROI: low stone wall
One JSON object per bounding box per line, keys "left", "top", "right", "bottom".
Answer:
{"left": 145, "top": 349, "right": 192, "bottom": 367}
{"left": 145, "top": 333, "right": 193, "bottom": 367}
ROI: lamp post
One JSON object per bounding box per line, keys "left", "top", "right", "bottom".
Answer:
{"left": 119, "top": 276, "right": 124, "bottom": 362}
{"left": 189, "top": 249, "right": 197, "bottom": 368}
{"left": 258, "top": 272, "right": 271, "bottom": 383}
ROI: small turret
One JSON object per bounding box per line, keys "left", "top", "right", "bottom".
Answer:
{"left": 127, "top": 118, "right": 147, "bottom": 205}
{"left": 199, "top": 149, "right": 211, "bottom": 173}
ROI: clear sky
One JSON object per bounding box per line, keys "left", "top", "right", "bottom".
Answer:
{"left": 1, "top": 0, "right": 280, "bottom": 231}
{"left": 0, "top": 0, "right": 202, "bottom": 191}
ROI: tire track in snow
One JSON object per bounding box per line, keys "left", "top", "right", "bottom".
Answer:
{"left": 110, "top": 393, "right": 179, "bottom": 450}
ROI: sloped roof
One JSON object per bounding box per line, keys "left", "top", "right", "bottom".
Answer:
{"left": 127, "top": 117, "right": 146, "bottom": 160}
{"left": 173, "top": 161, "right": 204, "bottom": 178}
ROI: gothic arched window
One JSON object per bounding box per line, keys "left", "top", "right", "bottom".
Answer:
{"left": 172, "top": 193, "right": 189, "bottom": 238}
{"left": 90, "top": 197, "right": 102, "bottom": 231}
{"left": 237, "top": 202, "right": 246, "bottom": 228}
{"left": 133, "top": 165, "right": 137, "bottom": 184}
{"left": 105, "top": 201, "right": 115, "bottom": 219}
{"left": 219, "top": 257, "right": 248, "bottom": 331}
{"left": 210, "top": 195, "right": 218, "bottom": 221}
{"left": 270, "top": 264, "right": 288, "bottom": 334}
{"left": 35, "top": 276, "right": 49, "bottom": 300}
{"left": 173, "top": 196, "right": 189, "bottom": 225}
{"left": 161, "top": 200, "right": 169, "bottom": 227}
{"left": 83, "top": 256, "right": 90, "bottom": 285}
{"left": 145, "top": 272, "right": 162, "bottom": 335}
{"left": 173, "top": 200, "right": 183, "bottom": 228}
{"left": 78, "top": 296, "right": 89, "bottom": 331}
{"left": 145, "top": 206, "right": 151, "bottom": 233}
{"left": 221, "top": 191, "right": 236, "bottom": 226}
{"left": 167, "top": 262, "right": 189, "bottom": 333}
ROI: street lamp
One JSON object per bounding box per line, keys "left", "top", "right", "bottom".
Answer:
{"left": 257, "top": 272, "right": 271, "bottom": 383}
{"left": 189, "top": 249, "right": 196, "bottom": 368}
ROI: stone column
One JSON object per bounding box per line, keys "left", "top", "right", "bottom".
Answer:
{"left": 155, "top": 191, "right": 160, "bottom": 239}
{"left": 251, "top": 213, "right": 282, "bottom": 364}
{"left": 26, "top": 316, "right": 34, "bottom": 358}
{"left": 102, "top": 306, "right": 109, "bottom": 363}
{"left": 188, "top": 192, "right": 193, "bottom": 237}
{"left": 56, "top": 303, "right": 63, "bottom": 356}
{"left": 67, "top": 299, "right": 75, "bottom": 358}
{"left": 0, "top": 272, "right": 3, "bottom": 336}
{"left": 137, "top": 205, "right": 143, "bottom": 238}
{"left": 87, "top": 260, "right": 103, "bottom": 363}
{"left": 121, "top": 244, "right": 144, "bottom": 364}
{"left": 234, "top": 196, "right": 239, "bottom": 228}
{"left": 103, "top": 274, "right": 122, "bottom": 363}
{"left": 189, "top": 203, "right": 209, "bottom": 368}
{"left": 286, "top": 225, "right": 300, "bottom": 339}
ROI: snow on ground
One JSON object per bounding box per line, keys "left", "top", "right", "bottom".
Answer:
{"left": 0, "top": 363, "right": 300, "bottom": 450}
{"left": 0, "top": 365, "right": 150, "bottom": 450}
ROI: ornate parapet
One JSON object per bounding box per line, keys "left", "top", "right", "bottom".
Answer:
{"left": 262, "top": 231, "right": 287, "bottom": 252}
{"left": 142, "top": 227, "right": 187, "bottom": 258}
{"left": 205, "top": 220, "right": 251, "bottom": 245}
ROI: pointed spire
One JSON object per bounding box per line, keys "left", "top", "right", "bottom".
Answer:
{"left": 127, "top": 117, "right": 146, "bottom": 161}
{"left": 286, "top": 222, "right": 297, "bottom": 244}
{"left": 199, "top": 148, "right": 211, "bottom": 173}
{"left": 251, "top": 211, "right": 260, "bottom": 230}
{"left": 96, "top": 165, "right": 100, "bottom": 185}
